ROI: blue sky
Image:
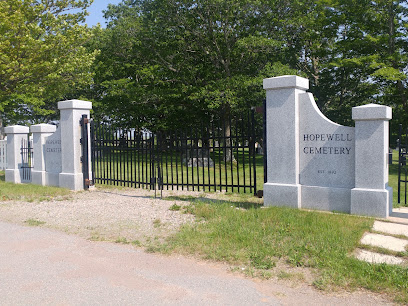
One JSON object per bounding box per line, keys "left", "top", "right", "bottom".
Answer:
{"left": 84, "top": 0, "right": 123, "bottom": 27}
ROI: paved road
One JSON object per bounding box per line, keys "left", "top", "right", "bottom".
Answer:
{"left": 0, "top": 222, "right": 391, "bottom": 305}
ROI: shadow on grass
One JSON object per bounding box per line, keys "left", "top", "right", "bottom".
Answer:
{"left": 0, "top": 171, "right": 4, "bottom": 182}
{"left": 97, "top": 190, "right": 153, "bottom": 200}
{"left": 164, "top": 195, "right": 263, "bottom": 210}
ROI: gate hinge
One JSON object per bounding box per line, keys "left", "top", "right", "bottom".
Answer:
{"left": 84, "top": 179, "right": 92, "bottom": 187}
{"left": 80, "top": 118, "right": 90, "bottom": 125}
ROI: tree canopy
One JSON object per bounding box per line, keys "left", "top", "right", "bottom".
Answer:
{"left": 2, "top": 0, "right": 408, "bottom": 141}
{"left": 0, "top": 0, "right": 98, "bottom": 134}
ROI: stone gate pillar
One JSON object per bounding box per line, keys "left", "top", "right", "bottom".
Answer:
{"left": 31, "top": 124, "right": 56, "bottom": 186}
{"left": 58, "top": 100, "right": 92, "bottom": 191}
{"left": 351, "top": 104, "right": 393, "bottom": 218}
{"left": 4, "top": 125, "right": 29, "bottom": 184}
{"left": 263, "top": 75, "right": 309, "bottom": 208}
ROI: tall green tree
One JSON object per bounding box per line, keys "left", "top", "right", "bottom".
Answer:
{"left": 0, "top": 0, "right": 98, "bottom": 138}
{"left": 292, "top": 0, "right": 408, "bottom": 132}
{"left": 93, "top": 0, "right": 298, "bottom": 124}
{"left": 94, "top": 0, "right": 408, "bottom": 143}
{"left": 91, "top": 0, "right": 300, "bottom": 160}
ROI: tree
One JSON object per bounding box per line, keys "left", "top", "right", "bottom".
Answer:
{"left": 290, "top": 0, "right": 408, "bottom": 133}
{"left": 92, "top": 0, "right": 299, "bottom": 160}
{"left": 0, "top": 0, "right": 98, "bottom": 138}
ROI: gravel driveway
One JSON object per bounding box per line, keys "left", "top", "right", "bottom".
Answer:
{"left": 0, "top": 187, "right": 197, "bottom": 245}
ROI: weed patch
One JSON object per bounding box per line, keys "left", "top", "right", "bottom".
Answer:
{"left": 115, "top": 237, "right": 130, "bottom": 244}
{"left": 25, "top": 219, "right": 46, "bottom": 226}
{"left": 153, "top": 218, "right": 163, "bottom": 228}
{"left": 169, "top": 204, "right": 181, "bottom": 211}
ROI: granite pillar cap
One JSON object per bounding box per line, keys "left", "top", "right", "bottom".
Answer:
{"left": 58, "top": 100, "right": 92, "bottom": 110}
{"left": 4, "top": 125, "right": 29, "bottom": 134}
{"left": 263, "top": 75, "right": 309, "bottom": 91}
{"left": 30, "top": 124, "right": 57, "bottom": 133}
{"left": 352, "top": 104, "right": 392, "bottom": 121}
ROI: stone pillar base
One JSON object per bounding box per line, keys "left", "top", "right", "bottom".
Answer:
{"left": 5, "top": 169, "right": 21, "bottom": 184}
{"left": 46, "top": 172, "right": 59, "bottom": 187}
{"left": 351, "top": 187, "right": 392, "bottom": 218}
{"left": 59, "top": 172, "right": 83, "bottom": 191}
{"left": 301, "top": 185, "right": 351, "bottom": 213}
{"left": 264, "top": 183, "right": 301, "bottom": 208}
{"left": 32, "top": 170, "right": 46, "bottom": 186}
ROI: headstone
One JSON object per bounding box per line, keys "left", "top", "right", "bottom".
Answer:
{"left": 255, "top": 142, "right": 264, "bottom": 155}
{"left": 183, "top": 147, "right": 214, "bottom": 167}
{"left": 186, "top": 147, "right": 209, "bottom": 159}
{"left": 186, "top": 157, "right": 215, "bottom": 167}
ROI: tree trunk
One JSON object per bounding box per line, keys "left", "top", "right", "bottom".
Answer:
{"left": 222, "top": 105, "right": 235, "bottom": 162}
{"left": 388, "top": 2, "right": 408, "bottom": 111}
{"left": 0, "top": 112, "right": 4, "bottom": 140}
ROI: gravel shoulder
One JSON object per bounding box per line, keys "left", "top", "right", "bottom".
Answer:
{"left": 0, "top": 187, "right": 198, "bottom": 245}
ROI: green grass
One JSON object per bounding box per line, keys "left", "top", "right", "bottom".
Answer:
{"left": 390, "top": 150, "right": 407, "bottom": 207}
{"left": 0, "top": 171, "right": 71, "bottom": 202}
{"left": 24, "top": 219, "right": 46, "bottom": 226}
{"left": 158, "top": 201, "right": 408, "bottom": 303}
{"left": 169, "top": 203, "right": 181, "bottom": 211}
{"left": 115, "top": 237, "right": 130, "bottom": 244}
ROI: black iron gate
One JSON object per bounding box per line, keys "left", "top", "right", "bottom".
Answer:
{"left": 90, "top": 112, "right": 261, "bottom": 195}
{"left": 81, "top": 115, "right": 91, "bottom": 190}
{"left": 398, "top": 124, "right": 408, "bottom": 205}
{"left": 20, "top": 136, "right": 33, "bottom": 182}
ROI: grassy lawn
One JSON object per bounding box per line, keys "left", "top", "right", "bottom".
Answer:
{"left": 157, "top": 200, "right": 408, "bottom": 303}
{"left": 0, "top": 171, "right": 70, "bottom": 202}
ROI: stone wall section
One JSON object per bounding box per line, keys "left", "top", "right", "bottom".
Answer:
{"left": 264, "top": 75, "right": 392, "bottom": 218}
{"left": 4, "top": 100, "right": 92, "bottom": 191}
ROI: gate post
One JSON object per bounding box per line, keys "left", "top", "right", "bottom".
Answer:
{"left": 4, "top": 125, "right": 29, "bottom": 184}
{"left": 263, "top": 76, "right": 309, "bottom": 208}
{"left": 58, "top": 100, "right": 92, "bottom": 191}
{"left": 30, "top": 124, "right": 56, "bottom": 186}
{"left": 351, "top": 104, "right": 393, "bottom": 218}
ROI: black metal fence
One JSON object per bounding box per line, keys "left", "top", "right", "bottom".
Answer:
{"left": 90, "top": 112, "right": 261, "bottom": 195}
{"left": 20, "top": 136, "right": 33, "bottom": 182}
{"left": 398, "top": 124, "right": 408, "bottom": 205}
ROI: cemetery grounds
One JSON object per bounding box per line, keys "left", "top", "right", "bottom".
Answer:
{"left": 0, "top": 155, "right": 407, "bottom": 304}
